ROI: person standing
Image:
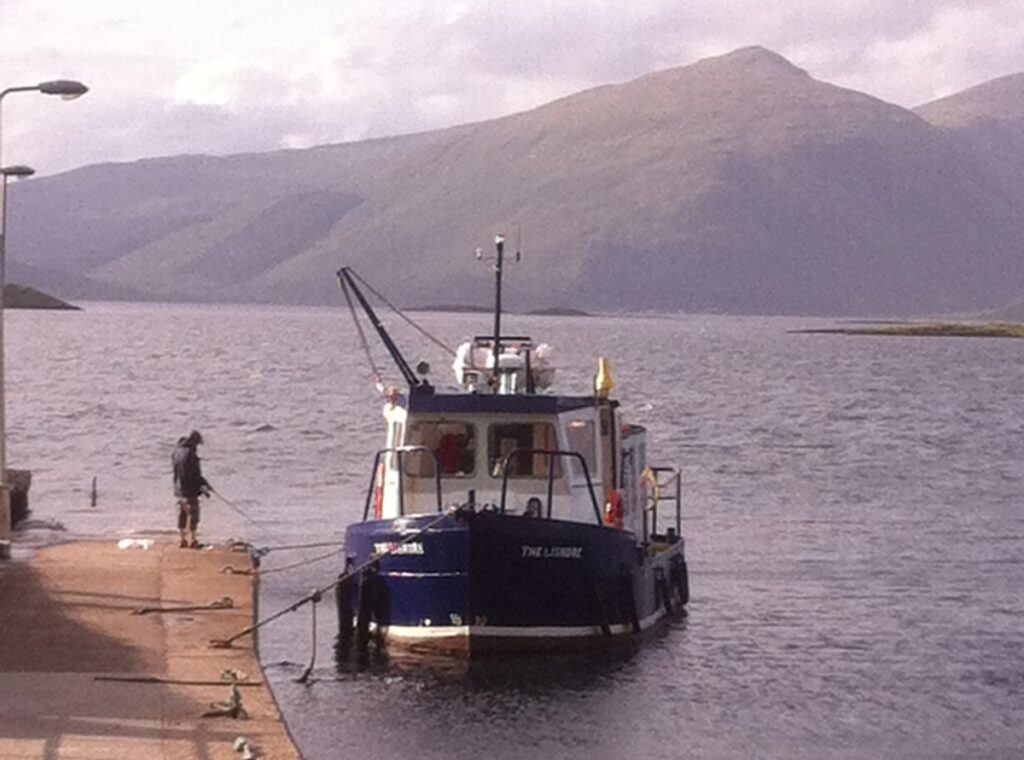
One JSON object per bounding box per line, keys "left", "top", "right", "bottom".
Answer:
{"left": 172, "top": 430, "right": 212, "bottom": 548}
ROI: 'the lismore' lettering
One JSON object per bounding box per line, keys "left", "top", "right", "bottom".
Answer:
{"left": 521, "top": 545, "right": 583, "bottom": 559}
{"left": 374, "top": 541, "right": 424, "bottom": 555}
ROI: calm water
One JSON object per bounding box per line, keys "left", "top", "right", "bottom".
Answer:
{"left": 8, "top": 302, "right": 1024, "bottom": 759}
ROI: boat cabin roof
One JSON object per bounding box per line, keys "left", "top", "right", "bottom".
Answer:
{"left": 405, "top": 392, "right": 616, "bottom": 415}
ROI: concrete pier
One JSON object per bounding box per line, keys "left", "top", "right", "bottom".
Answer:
{"left": 0, "top": 540, "right": 302, "bottom": 759}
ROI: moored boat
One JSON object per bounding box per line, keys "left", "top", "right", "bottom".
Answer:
{"left": 336, "top": 236, "right": 688, "bottom": 656}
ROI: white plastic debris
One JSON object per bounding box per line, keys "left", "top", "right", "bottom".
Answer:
{"left": 117, "top": 538, "right": 154, "bottom": 550}
{"left": 234, "top": 736, "right": 259, "bottom": 759}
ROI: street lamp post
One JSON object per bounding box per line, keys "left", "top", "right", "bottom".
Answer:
{"left": 0, "top": 165, "right": 35, "bottom": 557}
{"left": 0, "top": 79, "right": 87, "bottom": 560}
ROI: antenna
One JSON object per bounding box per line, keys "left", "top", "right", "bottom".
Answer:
{"left": 492, "top": 233, "right": 505, "bottom": 374}
{"left": 475, "top": 228, "right": 524, "bottom": 265}
{"left": 474, "top": 229, "right": 525, "bottom": 383}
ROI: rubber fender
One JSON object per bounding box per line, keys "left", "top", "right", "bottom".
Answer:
{"left": 335, "top": 573, "right": 354, "bottom": 657}
{"left": 672, "top": 560, "right": 690, "bottom": 606}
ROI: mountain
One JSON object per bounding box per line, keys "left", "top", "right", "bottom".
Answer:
{"left": 914, "top": 73, "right": 1024, "bottom": 206}
{"left": 8, "top": 46, "right": 1024, "bottom": 316}
{"left": 916, "top": 73, "right": 1024, "bottom": 128}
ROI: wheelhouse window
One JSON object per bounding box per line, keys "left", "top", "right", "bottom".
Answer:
{"left": 565, "top": 418, "right": 597, "bottom": 477}
{"left": 405, "top": 421, "right": 476, "bottom": 478}
{"left": 488, "top": 422, "right": 561, "bottom": 479}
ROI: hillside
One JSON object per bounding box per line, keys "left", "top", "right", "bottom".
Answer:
{"left": 915, "top": 73, "right": 1024, "bottom": 128}
{"left": 4, "top": 284, "right": 79, "bottom": 310}
{"left": 7, "top": 46, "right": 1024, "bottom": 316}
{"left": 914, "top": 73, "right": 1024, "bottom": 208}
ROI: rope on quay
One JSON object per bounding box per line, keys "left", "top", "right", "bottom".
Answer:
{"left": 209, "top": 508, "right": 456, "bottom": 650}
{"left": 94, "top": 675, "right": 264, "bottom": 687}
{"left": 133, "top": 597, "right": 234, "bottom": 616}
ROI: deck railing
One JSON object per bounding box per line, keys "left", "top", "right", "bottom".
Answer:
{"left": 642, "top": 466, "right": 682, "bottom": 545}
{"left": 362, "top": 446, "right": 443, "bottom": 519}
{"left": 497, "top": 448, "right": 603, "bottom": 525}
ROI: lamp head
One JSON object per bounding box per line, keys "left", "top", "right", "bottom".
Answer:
{"left": 38, "top": 79, "right": 89, "bottom": 100}
{"left": 0, "top": 165, "right": 35, "bottom": 180}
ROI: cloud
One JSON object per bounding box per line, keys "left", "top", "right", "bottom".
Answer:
{"left": 2, "top": 0, "right": 1023, "bottom": 175}
{"left": 844, "top": 2, "right": 1024, "bottom": 104}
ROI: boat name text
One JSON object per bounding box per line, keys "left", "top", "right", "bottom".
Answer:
{"left": 521, "top": 545, "right": 583, "bottom": 559}
{"left": 375, "top": 542, "right": 425, "bottom": 555}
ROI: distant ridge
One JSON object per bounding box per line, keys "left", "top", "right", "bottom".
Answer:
{"left": 4, "top": 284, "right": 80, "bottom": 310}
{"left": 914, "top": 73, "right": 1024, "bottom": 211}
{"left": 915, "top": 73, "right": 1024, "bottom": 127}
{"left": 9, "top": 46, "right": 1024, "bottom": 317}
{"left": 7, "top": 260, "right": 159, "bottom": 303}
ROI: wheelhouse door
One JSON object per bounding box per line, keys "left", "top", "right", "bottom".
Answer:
{"left": 561, "top": 410, "right": 603, "bottom": 524}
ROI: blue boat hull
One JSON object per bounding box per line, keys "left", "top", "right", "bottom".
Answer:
{"left": 340, "top": 510, "right": 688, "bottom": 655}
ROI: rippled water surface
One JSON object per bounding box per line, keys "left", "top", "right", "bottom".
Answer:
{"left": 9, "top": 302, "right": 1024, "bottom": 759}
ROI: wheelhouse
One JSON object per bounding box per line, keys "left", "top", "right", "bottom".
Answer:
{"left": 364, "top": 385, "right": 675, "bottom": 543}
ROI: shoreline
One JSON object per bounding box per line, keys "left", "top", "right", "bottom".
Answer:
{"left": 791, "top": 321, "right": 1024, "bottom": 338}
{"left": 0, "top": 538, "right": 302, "bottom": 759}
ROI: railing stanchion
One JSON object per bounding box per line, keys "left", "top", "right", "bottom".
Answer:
{"left": 546, "top": 456, "right": 556, "bottom": 519}
{"left": 499, "top": 448, "right": 602, "bottom": 525}
{"left": 362, "top": 446, "right": 442, "bottom": 521}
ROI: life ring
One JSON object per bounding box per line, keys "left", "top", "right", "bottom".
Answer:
{"left": 640, "top": 467, "right": 660, "bottom": 511}
{"left": 373, "top": 462, "right": 385, "bottom": 519}
{"left": 603, "top": 489, "right": 624, "bottom": 529}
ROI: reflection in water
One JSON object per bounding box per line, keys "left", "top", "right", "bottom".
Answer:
{"left": 334, "top": 645, "right": 639, "bottom": 692}
{"left": 269, "top": 619, "right": 686, "bottom": 760}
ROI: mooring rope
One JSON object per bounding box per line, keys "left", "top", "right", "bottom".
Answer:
{"left": 210, "top": 508, "right": 456, "bottom": 649}
{"left": 296, "top": 591, "right": 319, "bottom": 684}
{"left": 222, "top": 540, "right": 347, "bottom": 575}
{"left": 258, "top": 548, "right": 341, "bottom": 575}
{"left": 257, "top": 540, "right": 346, "bottom": 553}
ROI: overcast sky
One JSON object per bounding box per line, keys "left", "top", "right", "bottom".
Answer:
{"left": 3, "top": 0, "right": 1023, "bottom": 176}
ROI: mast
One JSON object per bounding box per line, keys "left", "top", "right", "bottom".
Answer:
{"left": 491, "top": 233, "right": 505, "bottom": 375}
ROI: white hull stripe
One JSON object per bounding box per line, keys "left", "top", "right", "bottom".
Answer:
{"left": 382, "top": 609, "right": 667, "bottom": 640}
{"left": 380, "top": 571, "right": 464, "bottom": 579}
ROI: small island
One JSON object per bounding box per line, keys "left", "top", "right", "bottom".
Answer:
{"left": 411, "top": 304, "right": 492, "bottom": 314}
{"left": 412, "top": 304, "right": 591, "bottom": 316}
{"left": 793, "top": 322, "right": 1024, "bottom": 338}
{"left": 525, "top": 307, "right": 592, "bottom": 317}
{"left": 3, "top": 284, "right": 81, "bottom": 311}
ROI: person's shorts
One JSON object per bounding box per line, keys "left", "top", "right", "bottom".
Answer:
{"left": 177, "top": 496, "right": 201, "bottom": 529}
